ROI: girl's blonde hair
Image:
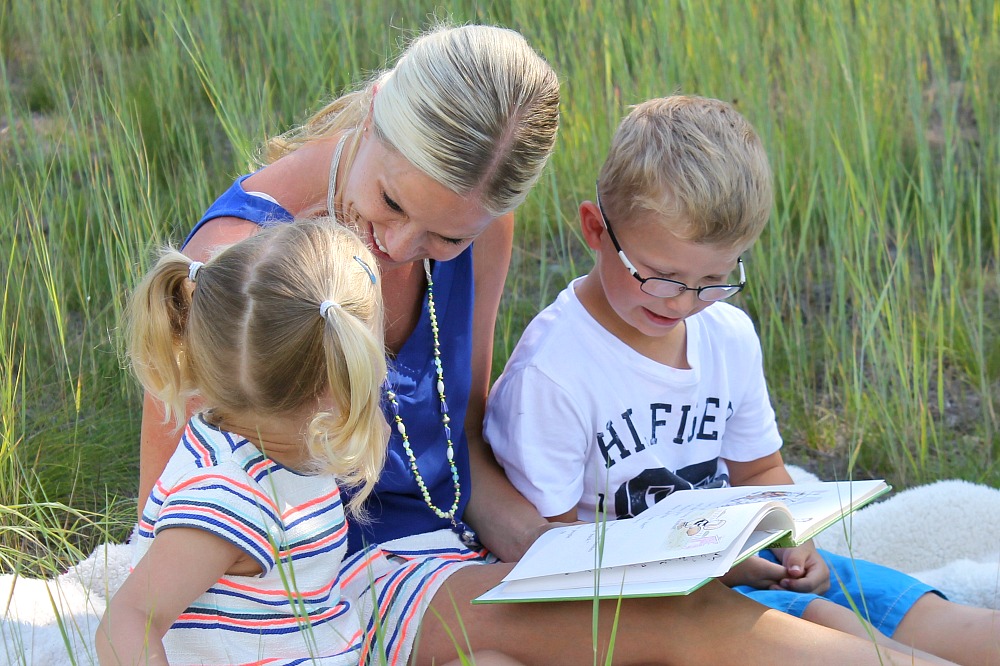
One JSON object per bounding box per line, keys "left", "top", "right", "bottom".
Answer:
{"left": 597, "top": 96, "right": 773, "bottom": 248}
{"left": 127, "top": 219, "right": 387, "bottom": 514}
{"left": 264, "top": 23, "right": 560, "bottom": 217}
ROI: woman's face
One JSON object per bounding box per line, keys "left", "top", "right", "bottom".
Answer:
{"left": 341, "top": 131, "right": 497, "bottom": 268}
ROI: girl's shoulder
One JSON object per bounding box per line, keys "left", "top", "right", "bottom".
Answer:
{"left": 158, "top": 417, "right": 248, "bottom": 478}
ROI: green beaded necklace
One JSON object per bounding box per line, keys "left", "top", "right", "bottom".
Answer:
{"left": 328, "top": 134, "right": 476, "bottom": 547}
{"left": 385, "top": 260, "right": 477, "bottom": 547}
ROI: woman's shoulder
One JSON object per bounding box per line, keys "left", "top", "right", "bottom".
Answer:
{"left": 183, "top": 215, "right": 261, "bottom": 261}
{"left": 183, "top": 135, "right": 348, "bottom": 256}
{"left": 244, "top": 135, "right": 344, "bottom": 216}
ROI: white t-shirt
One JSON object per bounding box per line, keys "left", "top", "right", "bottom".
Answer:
{"left": 484, "top": 278, "right": 782, "bottom": 522}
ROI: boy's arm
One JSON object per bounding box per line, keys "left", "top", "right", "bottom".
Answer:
{"left": 724, "top": 451, "right": 793, "bottom": 486}
{"left": 723, "top": 452, "right": 830, "bottom": 594}
{"left": 546, "top": 507, "right": 579, "bottom": 523}
{"left": 96, "top": 528, "right": 248, "bottom": 665}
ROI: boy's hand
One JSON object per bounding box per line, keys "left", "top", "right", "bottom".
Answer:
{"left": 770, "top": 542, "right": 830, "bottom": 594}
{"left": 718, "top": 543, "right": 831, "bottom": 593}
{"left": 718, "top": 554, "right": 789, "bottom": 589}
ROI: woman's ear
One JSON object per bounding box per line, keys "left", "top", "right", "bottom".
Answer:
{"left": 579, "top": 201, "right": 606, "bottom": 251}
{"left": 364, "top": 84, "right": 379, "bottom": 133}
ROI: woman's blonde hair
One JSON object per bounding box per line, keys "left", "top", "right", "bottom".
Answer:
{"left": 597, "top": 96, "right": 773, "bottom": 248}
{"left": 265, "top": 23, "right": 560, "bottom": 217}
{"left": 127, "top": 219, "right": 387, "bottom": 514}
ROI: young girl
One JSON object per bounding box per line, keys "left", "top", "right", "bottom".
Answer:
{"left": 97, "top": 219, "right": 388, "bottom": 664}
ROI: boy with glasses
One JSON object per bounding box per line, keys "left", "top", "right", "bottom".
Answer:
{"left": 485, "top": 96, "right": 998, "bottom": 663}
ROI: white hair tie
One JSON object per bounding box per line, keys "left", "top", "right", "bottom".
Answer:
{"left": 319, "top": 300, "right": 341, "bottom": 318}
{"left": 188, "top": 261, "right": 204, "bottom": 283}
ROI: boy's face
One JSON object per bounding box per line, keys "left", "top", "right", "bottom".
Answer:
{"left": 579, "top": 200, "right": 746, "bottom": 345}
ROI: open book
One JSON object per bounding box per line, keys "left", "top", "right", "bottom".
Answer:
{"left": 474, "top": 479, "right": 889, "bottom": 604}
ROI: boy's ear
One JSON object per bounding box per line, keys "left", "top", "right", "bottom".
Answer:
{"left": 579, "top": 201, "right": 607, "bottom": 251}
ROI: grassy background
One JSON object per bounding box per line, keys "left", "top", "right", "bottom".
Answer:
{"left": 1, "top": 0, "right": 997, "bottom": 576}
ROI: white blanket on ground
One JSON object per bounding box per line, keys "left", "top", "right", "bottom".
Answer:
{"left": 3, "top": 467, "right": 999, "bottom": 664}
{"left": 1, "top": 543, "right": 130, "bottom": 664}
{"left": 786, "top": 468, "right": 1000, "bottom": 610}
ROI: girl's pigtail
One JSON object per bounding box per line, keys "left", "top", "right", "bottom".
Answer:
{"left": 308, "top": 297, "right": 387, "bottom": 519}
{"left": 126, "top": 250, "right": 200, "bottom": 429}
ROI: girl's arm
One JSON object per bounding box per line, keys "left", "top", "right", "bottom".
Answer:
{"left": 461, "top": 213, "right": 555, "bottom": 562}
{"left": 96, "top": 527, "right": 248, "bottom": 665}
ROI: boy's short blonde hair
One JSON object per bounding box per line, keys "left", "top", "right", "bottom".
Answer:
{"left": 597, "top": 96, "right": 772, "bottom": 248}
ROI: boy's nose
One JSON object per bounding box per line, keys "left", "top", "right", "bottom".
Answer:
{"left": 660, "top": 288, "right": 701, "bottom": 314}
{"left": 664, "top": 287, "right": 700, "bottom": 303}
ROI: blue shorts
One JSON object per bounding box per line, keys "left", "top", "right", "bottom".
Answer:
{"left": 734, "top": 548, "right": 943, "bottom": 636}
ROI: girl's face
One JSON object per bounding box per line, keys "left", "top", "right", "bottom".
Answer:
{"left": 341, "top": 131, "right": 497, "bottom": 268}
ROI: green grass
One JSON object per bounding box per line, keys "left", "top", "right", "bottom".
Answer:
{"left": 1, "top": 0, "right": 996, "bottom": 618}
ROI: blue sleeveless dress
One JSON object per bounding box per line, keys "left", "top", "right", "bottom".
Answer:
{"left": 190, "top": 177, "right": 475, "bottom": 555}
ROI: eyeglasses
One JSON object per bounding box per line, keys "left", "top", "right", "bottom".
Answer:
{"left": 595, "top": 191, "right": 746, "bottom": 302}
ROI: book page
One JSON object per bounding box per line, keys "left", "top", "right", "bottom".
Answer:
{"left": 504, "top": 528, "right": 781, "bottom": 593}
{"left": 475, "top": 575, "right": 711, "bottom": 603}
{"left": 503, "top": 500, "right": 785, "bottom": 582}
{"left": 645, "top": 480, "right": 889, "bottom": 543}
{"left": 478, "top": 479, "right": 888, "bottom": 604}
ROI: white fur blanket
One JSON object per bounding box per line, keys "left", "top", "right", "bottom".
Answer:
{"left": 787, "top": 467, "right": 1000, "bottom": 609}
{"left": 3, "top": 467, "right": 999, "bottom": 664}
{"left": 1, "top": 543, "right": 130, "bottom": 664}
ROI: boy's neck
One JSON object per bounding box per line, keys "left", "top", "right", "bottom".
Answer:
{"left": 574, "top": 273, "right": 691, "bottom": 369}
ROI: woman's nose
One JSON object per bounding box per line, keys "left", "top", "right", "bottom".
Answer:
{"left": 383, "top": 220, "right": 423, "bottom": 260}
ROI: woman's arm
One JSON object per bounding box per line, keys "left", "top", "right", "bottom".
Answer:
{"left": 96, "top": 528, "right": 246, "bottom": 665}
{"left": 137, "top": 393, "right": 181, "bottom": 518}
{"left": 461, "top": 213, "right": 554, "bottom": 562}
{"left": 136, "top": 216, "right": 261, "bottom": 516}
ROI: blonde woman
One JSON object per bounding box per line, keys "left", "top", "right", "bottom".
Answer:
{"left": 137, "top": 23, "right": 949, "bottom": 665}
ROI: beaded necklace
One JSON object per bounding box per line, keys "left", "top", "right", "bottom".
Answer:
{"left": 328, "top": 134, "right": 478, "bottom": 548}
{"left": 385, "top": 259, "right": 478, "bottom": 548}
